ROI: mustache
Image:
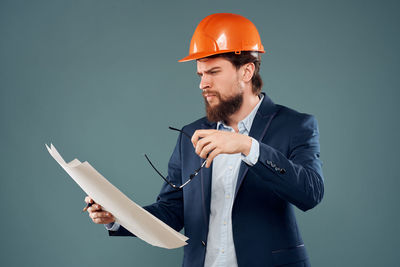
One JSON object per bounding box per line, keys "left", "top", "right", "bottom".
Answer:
{"left": 202, "top": 90, "right": 220, "bottom": 98}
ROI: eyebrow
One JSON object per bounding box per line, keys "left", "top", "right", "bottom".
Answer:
{"left": 197, "top": 67, "right": 221, "bottom": 76}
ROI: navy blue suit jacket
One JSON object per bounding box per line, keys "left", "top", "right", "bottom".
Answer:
{"left": 109, "top": 93, "right": 324, "bottom": 267}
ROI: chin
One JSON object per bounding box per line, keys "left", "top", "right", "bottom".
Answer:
{"left": 208, "top": 99, "right": 219, "bottom": 106}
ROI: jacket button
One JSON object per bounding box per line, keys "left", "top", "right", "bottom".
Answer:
{"left": 266, "top": 160, "right": 271, "bottom": 165}
{"left": 201, "top": 240, "right": 206, "bottom": 246}
{"left": 280, "top": 168, "right": 286, "bottom": 174}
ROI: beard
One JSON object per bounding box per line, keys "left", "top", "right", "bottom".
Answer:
{"left": 203, "top": 89, "right": 244, "bottom": 123}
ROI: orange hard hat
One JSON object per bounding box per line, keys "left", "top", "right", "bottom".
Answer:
{"left": 178, "top": 13, "right": 265, "bottom": 62}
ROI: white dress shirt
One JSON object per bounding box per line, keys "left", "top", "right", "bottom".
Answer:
{"left": 204, "top": 95, "right": 263, "bottom": 267}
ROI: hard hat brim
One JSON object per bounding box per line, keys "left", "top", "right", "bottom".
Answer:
{"left": 178, "top": 49, "right": 265, "bottom": 63}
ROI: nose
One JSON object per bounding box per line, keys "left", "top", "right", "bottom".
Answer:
{"left": 199, "top": 75, "right": 211, "bottom": 90}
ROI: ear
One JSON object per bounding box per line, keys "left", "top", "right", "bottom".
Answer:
{"left": 240, "top": 63, "right": 255, "bottom": 83}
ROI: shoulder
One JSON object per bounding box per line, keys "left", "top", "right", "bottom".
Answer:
{"left": 275, "top": 104, "right": 319, "bottom": 132}
{"left": 181, "top": 117, "right": 211, "bottom": 136}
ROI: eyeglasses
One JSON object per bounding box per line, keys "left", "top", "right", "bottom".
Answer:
{"left": 144, "top": 126, "right": 207, "bottom": 190}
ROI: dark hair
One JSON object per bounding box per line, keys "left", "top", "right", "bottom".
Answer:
{"left": 206, "top": 51, "right": 263, "bottom": 95}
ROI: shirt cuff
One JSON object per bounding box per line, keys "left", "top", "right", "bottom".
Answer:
{"left": 105, "top": 222, "right": 120, "bottom": 231}
{"left": 241, "top": 138, "right": 259, "bottom": 166}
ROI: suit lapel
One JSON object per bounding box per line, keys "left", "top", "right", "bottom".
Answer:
{"left": 234, "top": 94, "right": 280, "bottom": 199}
{"left": 200, "top": 120, "right": 216, "bottom": 229}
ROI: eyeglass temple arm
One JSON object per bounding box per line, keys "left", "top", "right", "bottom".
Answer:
{"left": 144, "top": 126, "right": 207, "bottom": 190}
{"left": 178, "top": 159, "right": 207, "bottom": 189}
{"left": 169, "top": 126, "right": 209, "bottom": 175}
{"left": 168, "top": 126, "right": 191, "bottom": 139}
{"left": 144, "top": 154, "right": 179, "bottom": 189}
{"left": 169, "top": 126, "right": 209, "bottom": 167}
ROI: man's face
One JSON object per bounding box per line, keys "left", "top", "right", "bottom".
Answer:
{"left": 196, "top": 57, "right": 244, "bottom": 122}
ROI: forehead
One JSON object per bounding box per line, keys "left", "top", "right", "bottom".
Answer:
{"left": 196, "top": 57, "right": 234, "bottom": 72}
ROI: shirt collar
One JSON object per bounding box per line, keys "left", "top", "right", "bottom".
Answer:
{"left": 217, "top": 94, "right": 264, "bottom": 133}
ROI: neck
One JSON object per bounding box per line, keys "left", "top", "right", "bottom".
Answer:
{"left": 226, "top": 93, "right": 260, "bottom": 132}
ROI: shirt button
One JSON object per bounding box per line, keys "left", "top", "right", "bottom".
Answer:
{"left": 223, "top": 221, "right": 227, "bottom": 225}
{"left": 228, "top": 166, "right": 233, "bottom": 170}
{"left": 226, "top": 195, "right": 230, "bottom": 199}
{"left": 221, "top": 249, "right": 225, "bottom": 254}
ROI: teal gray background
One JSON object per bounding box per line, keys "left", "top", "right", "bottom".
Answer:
{"left": 1, "top": 0, "right": 399, "bottom": 266}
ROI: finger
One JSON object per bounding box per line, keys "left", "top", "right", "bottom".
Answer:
{"left": 87, "top": 204, "right": 102, "bottom": 212}
{"left": 206, "top": 148, "right": 221, "bottom": 168}
{"left": 93, "top": 217, "right": 115, "bottom": 224}
{"left": 90, "top": 211, "right": 114, "bottom": 220}
{"left": 93, "top": 218, "right": 103, "bottom": 224}
{"left": 199, "top": 143, "right": 216, "bottom": 159}
{"left": 195, "top": 136, "right": 212, "bottom": 156}
{"left": 191, "top": 130, "right": 201, "bottom": 148}
{"left": 191, "top": 130, "right": 215, "bottom": 148}
{"left": 85, "top": 196, "right": 94, "bottom": 204}
{"left": 91, "top": 211, "right": 115, "bottom": 224}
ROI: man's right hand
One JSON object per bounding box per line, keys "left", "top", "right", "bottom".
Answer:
{"left": 84, "top": 196, "right": 115, "bottom": 224}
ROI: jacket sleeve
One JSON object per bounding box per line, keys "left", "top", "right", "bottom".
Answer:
{"left": 248, "top": 114, "right": 324, "bottom": 211}
{"left": 108, "top": 132, "right": 185, "bottom": 237}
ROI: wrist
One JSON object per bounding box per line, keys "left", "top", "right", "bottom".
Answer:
{"left": 241, "top": 135, "right": 252, "bottom": 156}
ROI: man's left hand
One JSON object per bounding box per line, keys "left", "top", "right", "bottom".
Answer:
{"left": 191, "top": 129, "right": 252, "bottom": 168}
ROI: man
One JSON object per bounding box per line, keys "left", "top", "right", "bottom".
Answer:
{"left": 85, "top": 13, "right": 324, "bottom": 267}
